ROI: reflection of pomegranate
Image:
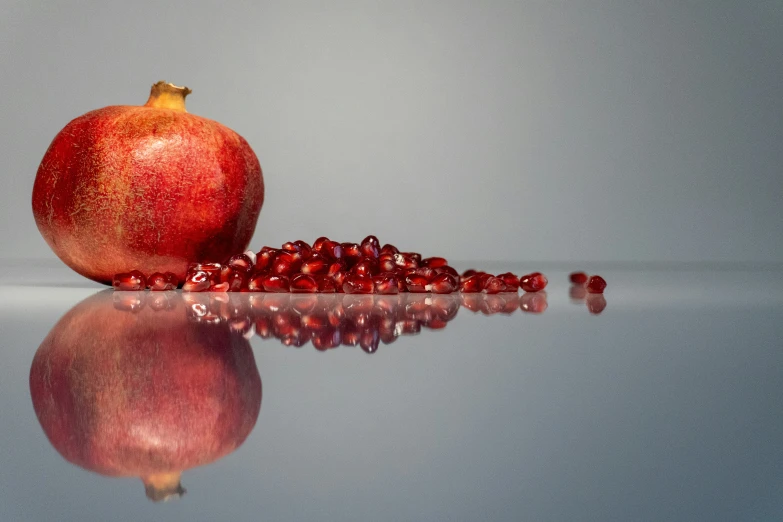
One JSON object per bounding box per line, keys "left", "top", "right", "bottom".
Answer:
{"left": 29, "top": 290, "right": 262, "bottom": 501}
{"left": 32, "top": 81, "right": 264, "bottom": 284}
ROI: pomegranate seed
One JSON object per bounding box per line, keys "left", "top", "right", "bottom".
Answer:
{"left": 312, "top": 236, "right": 330, "bottom": 253}
{"left": 421, "top": 257, "right": 448, "bottom": 268}
{"left": 255, "top": 248, "right": 279, "bottom": 272}
{"left": 293, "top": 240, "right": 312, "bottom": 258}
{"left": 343, "top": 274, "right": 374, "bottom": 294}
{"left": 341, "top": 243, "right": 361, "bottom": 268}
{"left": 226, "top": 270, "right": 247, "bottom": 292}
{"left": 187, "top": 262, "right": 222, "bottom": 283}
{"left": 569, "top": 271, "right": 589, "bottom": 285}
{"left": 408, "top": 267, "right": 437, "bottom": 282}
{"left": 373, "top": 274, "right": 400, "bottom": 294}
{"left": 112, "top": 270, "right": 146, "bottom": 291}
{"left": 247, "top": 272, "right": 267, "bottom": 292}
{"left": 379, "top": 253, "right": 396, "bottom": 272}
{"left": 586, "top": 294, "right": 607, "bottom": 314}
{"left": 393, "top": 253, "right": 418, "bottom": 270}
{"left": 314, "top": 275, "right": 337, "bottom": 293}
{"left": 182, "top": 270, "right": 211, "bottom": 292}
{"left": 433, "top": 265, "right": 460, "bottom": 280}
{"left": 227, "top": 253, "right": 253, "bottom": 273}
{"left": 497, "top": 272, "right": 520, "bottom": 289}
{"left": 301, "top": 253, "right": 329, "bottom": 275}
{"left": 459, "top": 274, "right": 483, "bottom": 293}
{"left": 322, "top": 240, "right": 343, "bottom": 260}
{"left": 327, "top": 261, "right": 345, "bottom": 277}
{"left": 291, "top": 274, "right": 318, "bottom": 293}
{"left": 430, "top": 273, "right": 458, "bottom": 294}
{"left": 380, "top": 243, "right": 399, "bottom": 255}
{"left": 209, "top": 282, "right": 230, "bottom": 292}
{"left": 405, "top": 274, "right": 429, "bottom": 293}
{"left": 147, "top": 272, "right": 175, "bottom": 291}
{"left": 476, "top": 273, "right": 494, "bottom": 288}
{"left": 586, "top": 275, "right": 607, "bottom": 294}
{"left": 281, "top": 241, "right": 299, "bottom": 253}
{"left": 262, "top": 275, "right": 290, "bottom": 293}
{"left": 520, "top": 272, "right": 548, "bottom": 292}
{"left": 332, "top": 271, "right": 348, "bottom": 292}
{"left": 271, "top": 251, "right": 302, "bottom": 276}
{"left": 520, "top": 292, "right": 548, "bottom": 314}
{"left": 351, "top": 256, "right": 379, "bottom": 277}
{"left": 461, "top": 269, "right": 478, "bottom": 279}
{"left": 359, "top": 235, "right": 380, "bottom": 258}
{"left": 482, "top": 277, "right": 508, "bottom": 294}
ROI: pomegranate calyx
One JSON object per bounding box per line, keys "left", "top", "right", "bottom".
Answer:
{"left": 144, "top": 81, "right": 192, "bottom": 112}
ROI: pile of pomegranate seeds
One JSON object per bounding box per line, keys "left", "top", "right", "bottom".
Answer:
{"left": 113, "top": 236, "right": 557, "bottom": 295}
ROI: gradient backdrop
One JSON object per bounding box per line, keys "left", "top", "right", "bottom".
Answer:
{"left": 2, "top": 0, "right": 781, "bottom": 264}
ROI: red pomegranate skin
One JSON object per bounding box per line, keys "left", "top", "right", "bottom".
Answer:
{"left": 32, "top": 82, "right": 264, "bottom": 285}
{"left": 29, "top": 291, "right": 261, "bottom": 498}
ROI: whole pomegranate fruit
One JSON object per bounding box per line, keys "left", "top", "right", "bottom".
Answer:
{"left": 29, "top": 291, "right": 262, "bottom": 501}
{"left": 32, "top": 81, "right": 264, "bottom": 284}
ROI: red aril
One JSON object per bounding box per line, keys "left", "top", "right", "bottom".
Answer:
{"left": 379, "top": 253, "right": 396, "bottom": 272}
{"left": 227, "top": 254, "right": 253, "bottom": 273}
{"left": 182, "top": 270, "right": 210, "bottom": 292}
{"left": 350, "top": 257, "right": 380, "bottom": 277}
{"left": 147, "top": 272, "right": 176, "bottom": 291}
{"left": 459, "top": 275, "right": 482, "bottom": 293}
{"left": 209, "top": 282, "right": 230, "bottom": 292}
{"left": 314, "top": 275, "right": 337, "bottom": 293}
{"left": 430, "top": 273, "right": 458, "bottom": 294}
{"left": 520, "top": 272, "right": 548, "bottom": 292}
{"left": 254, "top": 248, "right": 279, "bottom": 272}
{"left": 359, "top": 235, "right": 380, "bottom": 258}
{"left": 380, "top": 244, "right": 399, "bottom": 255}
{"left": 290, "top": 274, "right": 318, "bottom": 293}
{"left": 187, "top": 262, "right": 222, "bottom": 284}
{"left": 343, "top": 274, "right": 373, "bottom": 294}
{"left": 421, "top": 257, "right": 448, "bottom": 268}
{"left": 32, "top": 82, "right": 264, "bottom": 285}
{"left": 482, "top": 277, "right": 507, "bottom": 294}
{"left": 112, "top": 271, "right": 146, "bottom": 291}
{"left": 405, "top": 274, "right": 429, "bottom": 293}
{"left": 301, "top": 253, "right": 329, "bottom": 275}
{"left": 586, "top": 275, "right": 607, "bottom": 294}
{"left": 373, "top": 274, "right": 400, "bottom": 295}
{"left": 261, "top": 275, "right": 290, "bottom": 293}
{"left": 340, "top": 243, "right": 361, "bottom": 268}
{"left": 569, "top": 271, "right": 589, "bottom": 285}
{"left": 497, "top": 272, "right": 520, "bottom": 289}
{"left": 393, "top": 253, "right": 418, "bottom": 270}
{"left": 331, "top": 271, "right": 348, "bottom": 292}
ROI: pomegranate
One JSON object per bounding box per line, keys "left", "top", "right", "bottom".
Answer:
{"left": 32, "top": 81, "right": 264, "bottom": 285}
{"left": 29, "top": 291, "right": 261, "bottom": 501}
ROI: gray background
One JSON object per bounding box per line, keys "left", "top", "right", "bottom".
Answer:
{"left": 2, "top": 0, "right": 781, "bottom": 264}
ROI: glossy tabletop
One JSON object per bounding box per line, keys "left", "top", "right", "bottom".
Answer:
{"left": 1, "top": 260, "right": 782, "bottom": 522}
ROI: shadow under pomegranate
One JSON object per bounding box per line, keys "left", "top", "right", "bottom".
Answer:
{"left": 28, "top": 290, "right": 262, "bottom": 501}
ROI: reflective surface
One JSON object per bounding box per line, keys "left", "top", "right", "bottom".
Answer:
{"left": 1, "top": 261, "right": 783, "bottom": 521}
